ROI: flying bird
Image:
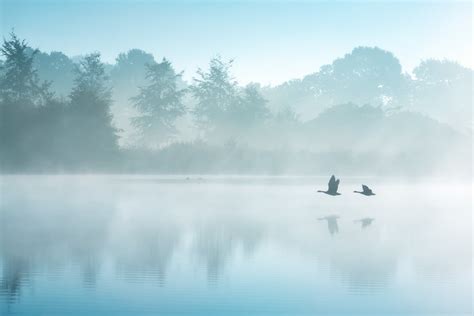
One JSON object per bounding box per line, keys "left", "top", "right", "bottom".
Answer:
{"left": 317, "top": 175, "right": 341, "bottom": 196}
{"left": 354, "top": 185, "right": 375, "bottom": 196}
{"left": 354, "top": 217, "right": 375, "bottom": 228}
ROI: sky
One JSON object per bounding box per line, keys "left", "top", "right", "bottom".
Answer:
{"left": 0, "top": 0, "right": 472, "bottom": 86}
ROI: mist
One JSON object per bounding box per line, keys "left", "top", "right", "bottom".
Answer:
{"left": 0, "top": 36, "right": 472, "bottom": 177}
{"left": 1, "top": 175, "right": 471, "bottom": 314}
{"left": 0, "top": 1, "right": 472, "bottom": 315}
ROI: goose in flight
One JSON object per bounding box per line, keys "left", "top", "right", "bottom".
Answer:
{"left": 354, "top": 217, "right": 375, "bottom": 228}
{"left": 354, "top": 185, "right": 375, "bottom": 196}
{"left": 318, "top": 215, "right": 340, "bottom": 235}
{"left": 317, "top": 175, "right": 341, "bottom": 196}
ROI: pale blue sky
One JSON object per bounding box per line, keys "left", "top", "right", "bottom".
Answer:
{"left": 1, "top": 0, "right": 472, "bottom": 85}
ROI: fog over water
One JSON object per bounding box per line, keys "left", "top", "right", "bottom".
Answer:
{"left": 0, "top": 1, "right": 472, "bottom": 314}
{"left": 0, "top": 175, "right": 471, "bottom": 315}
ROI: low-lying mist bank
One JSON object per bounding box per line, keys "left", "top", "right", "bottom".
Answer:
{"left": 2, "top": 104, "right": 471, "bottom": 177}
{"left": 2, "top": 140, "right": 470, "bottom": 179}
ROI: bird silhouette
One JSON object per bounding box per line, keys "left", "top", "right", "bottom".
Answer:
{"left": 317, "top": 175, "right": 341, "bottom": 196}
{"left": 318, "top": 215, "right": 340, "bottom": 235}
{"left": 354, "top": 185, "right": 375, "bottom": 196}
{"left": 354, "top": 217, "right": 375, "bottom": 228}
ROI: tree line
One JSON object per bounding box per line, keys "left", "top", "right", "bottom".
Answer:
{"left": 0, "top": 34, "right": 118, "bottom": 170}
{"left": 0, "top": 33, "right": 471, "bottom": 174}
{"left": 0, "top": 33, "right": 294, "bottom": 171}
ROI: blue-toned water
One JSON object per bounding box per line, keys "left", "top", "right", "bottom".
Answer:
{"left": 0, "top": 176, "right": 471, "bottom": 315}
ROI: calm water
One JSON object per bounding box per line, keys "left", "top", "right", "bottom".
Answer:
{"left": 0, "top": 175, "right": 471, "bottom": 315}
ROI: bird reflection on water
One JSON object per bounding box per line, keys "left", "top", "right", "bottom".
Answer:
{"left": 354, "top": 218, "right": 375, "bottom": 229}
{"left": 0, "top": 176, "right": 470, "bottom": 316}
{"left": 318, "top": 215, "right": 340, "bottom": 235}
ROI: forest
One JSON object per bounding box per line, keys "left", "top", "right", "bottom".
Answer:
{"left": 0, "top": 33, "right": 471, "bottom": 175}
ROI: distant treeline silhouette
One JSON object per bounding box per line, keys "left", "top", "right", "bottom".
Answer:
{"left": 0, "top": 33, "right": 471, "bottom": 174}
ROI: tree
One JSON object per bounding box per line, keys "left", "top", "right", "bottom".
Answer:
{"left": 109, "top": 49, "right": 157, "bottom": 145}
{"left": 33, "top": 50, "right": 75, "bottom": 97}
{"left": 131, "top": 58, "right": 186, "bottom": 148}
{"left": 237, "top": 84, "right": 269, "bottom": 126}
{"left": 190, "top": 57, "right": 238, "bottom": 135}
{"left": 0, "top": 32, "right": 54, "bottom": 170}
{"left": 273, "top": 106, "right": 299, "bottom": 127}
{"left": 226, "top": 83, "right": 269, "bottom": 136}
{"left": 263, "top": 47, "right": 411, "bottom": 121}
{"left": 412, "top": 59, "right": 473, "bottom": 132}
{"left": 311, "top": 47, "right": 410, "bottom": 108}
{"left": 191, "top": 57, "right": 272, "bottom": 143}
{"left": 111, "top": 49, "right": 155, "bottom": 94}
{"left": 67, "top": 53, "right": 119, "bottom": 167}
{"left": 0, "top": 32, "right": 51, "bottom": 106}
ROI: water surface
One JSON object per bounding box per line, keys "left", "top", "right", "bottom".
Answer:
{"left": 0, "top": 175, "right": 471, "bottom": 315}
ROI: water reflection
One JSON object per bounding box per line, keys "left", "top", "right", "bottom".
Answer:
{"left": 0, "top": 179, "right": 115, "bottom": 301}
{"left": 195, "top": 219, "right": 262, "bottom": 283}
{"left": 0, "top": 258, "right": 29, "bottom": 303}
{"left": 110, "top": 212, "right": 181, "bottom": 286}
{"left": 318, "top": 215, "right": 340, "bottom": 235}
{"left": 0, "top": 176, "right": 471, "bottom": 315}
{"left": 325, "top": 234, "right": 396, "bottom": 295}
{"left": 354, "top": 218, "right": 375, "bottom": 229}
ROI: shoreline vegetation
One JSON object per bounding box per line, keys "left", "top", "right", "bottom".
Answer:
{"left": 2, "top": 144, "right": 470, "bottom": 177}
{"left": 0, "top": 33, "right": 472, "bottom": 176}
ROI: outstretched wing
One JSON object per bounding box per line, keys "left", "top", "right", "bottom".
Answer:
{"left": 328, "top": 175, "right": 335, "bottom": 189}
{"left": 362, "top": 185, "right": 372, "bottom": 194}
{"left": 328, "top": 175, "right": 339, "bottom": 192}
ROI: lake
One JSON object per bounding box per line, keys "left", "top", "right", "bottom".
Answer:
{"left": 0, "top": 175, "right": 471, "bottom": 315}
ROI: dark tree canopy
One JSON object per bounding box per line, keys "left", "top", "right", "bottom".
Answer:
{"left": 0, "top": 33, "right": 56, "bottom": 170}
{"left": 0, "top": 32, "right": 51, "bottom": 106}
{"left": 71, "top": 53, "right": 109, "bottom": 98}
